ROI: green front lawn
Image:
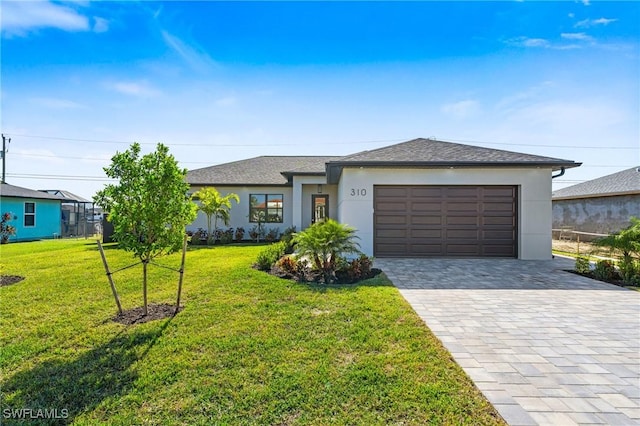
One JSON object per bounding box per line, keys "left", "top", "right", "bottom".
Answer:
{"left": 0, "top": 240, "right": 503, "bottom": 425}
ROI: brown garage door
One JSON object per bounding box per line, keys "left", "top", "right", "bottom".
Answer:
{"left": 374, "top": 185, "right": 517, "bottom": 257}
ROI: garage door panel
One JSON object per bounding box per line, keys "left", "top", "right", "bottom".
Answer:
{"left": 375, "top": 243, "right": 408, "bottom": 254}
{"left": 411, "top": 229, "right": 442, "bottom": 238}
{"left": 483, "top": 230, "right": 515, "bottom": 240}
{"left": 483, "top": 216, "right": 515, "bottom": 226}
{"left": 446, "top": 244, "right": 481, "bottom": 255}
{"left": 377, "top": 229, "right": 407, "bottom": 238}
{"left": 446, "top": 188, "right": 480, "bottom": 198}
{"left": 409, "top": 244, "right": 445, "bottom": 254}
{"left": 483, "top": 187, "right": 515, "bottom": 197}
{"left": 484, "top": 245, "right": 516, "bottom": 256}
{"left": 376, "top": 215, "right": 407, "bottom": 225}
{"left": 447, "top": 202, "right": 480, "bottom": 211}
{"left": 411, "top": 216, "right": 442, "bottom": 225}
{"left": 411, "top": 202, "right": 442, "bottom": 212}
{"left": 376, "top": 202, "right": 409, "bottom": 212}
{"left": 446, "top": 216, "right": 480, "bottom": 226}
{"left": 376, "top": 187, "right": 409, "bottom": 197}
{"left": 447, "top": 229, "right": 479, "bottom": 239}
{"left": 374, "top": 185, "right": 516, "bottom": 258}
{"left": 411, "top": 187, "right": 443, "bottom": 197}
{"left": 483, "top": 202, "right": 515, "bottom": 212}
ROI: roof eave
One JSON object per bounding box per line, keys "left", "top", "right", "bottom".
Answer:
{"left": 326, "top": 161, "right": 581, "bottom": 184}
{"left": 187, "top": 182, "right": 292, "bottom": 187}
{"left": 553, "top": 190, "right": 640, "bottom": 201}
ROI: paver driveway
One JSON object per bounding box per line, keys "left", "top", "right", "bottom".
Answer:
{"left": 376, "top": 257, "right": 640, "bottom": 425}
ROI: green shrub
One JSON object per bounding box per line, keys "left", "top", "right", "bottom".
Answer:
{"left": 593, "top": 259, "right": 615, "bottom": 281}
{"left": 265, "top": 227, "right": 280, "bottom": 243}
{"left": 292, "top": 219, "right": 360, "bottom": 284}
{"left": 575, "top": 256, "right": 590, "bottom": 274}
{"left": 255, "top": 241, "right": 286, "bottom": 271}
{"left": 280, "top": 226, "right": 297, "bottom": 253}
{"left": 619, "top": 255, "right": 639, "bottom": 285}
{"left": 336, "top": 254, "right": 374, "bottom": 283}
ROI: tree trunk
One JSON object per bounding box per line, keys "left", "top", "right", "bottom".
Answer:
{"left": 143, "top": 259, "right": 148, "bottom": 316}
{"left": 97, "top": 239, "right": 123, "bottom": 314}
{"left": 175, "top": 234, "right": 188, "bottom": 315}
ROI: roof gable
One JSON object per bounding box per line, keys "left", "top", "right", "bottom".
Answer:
{"left": 335, "top": 138, "right": 577, "bottom": 165}
{"left": 553, "top": 166, "right": 640, "bottom": 200}
{"left": 326, "top": 138, "right": 580, "bottom": 183}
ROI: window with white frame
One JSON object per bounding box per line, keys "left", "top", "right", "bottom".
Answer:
{"left": 24, "top": 202, "right": 35, "bottom": 227}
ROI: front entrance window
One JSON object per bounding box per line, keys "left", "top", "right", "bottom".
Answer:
{"left": 312, "top": 195, "right": 329, "bottom": 224}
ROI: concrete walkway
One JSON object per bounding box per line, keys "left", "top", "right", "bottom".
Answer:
{"left": 376, "top": 257, "right": 640, "bottom": 425}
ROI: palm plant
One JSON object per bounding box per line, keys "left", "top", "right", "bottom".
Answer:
{"left": 594, "top": 217, "right": 640, "bottom": 284}
{"left": 193, "top": 187, "right": 240, "bottom": 242}
{"left": 292, "top": 219, "right": 361, "bottom": 284}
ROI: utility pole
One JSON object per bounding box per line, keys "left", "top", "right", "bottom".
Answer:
{"left": 1, "top": 134, "right": 10, "bottom": 184}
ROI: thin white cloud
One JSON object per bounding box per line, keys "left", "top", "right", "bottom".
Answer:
{"left": 506, "top": 36, "right": 581, "bottom": 50}
{"left": 161, "top": 30, "right": 217, "bottom": 73}
{"left": 561, "top": 32, "right": 594, "bottom": 42}
{"left": 1, "top": 1, "right": 109, "bottom": 37}
{"left": 216, "top": 96, "right": 237, "bottom": 107}
{"left": 497, "top": 81, "right": 554, "bottom": 111}
{"left": 93, "top": 17, "right": 109, "bottom": 33}
{"left": 575, "top": 17, "right": 618, "bottom": 28}
{"left": 441, "top": 100, "right": 480, "bottom": 119}
{"left": 29, "top": 97, "right": 86, "bottom": 109}
{"left": 1, "top": 1, "right": 89, "bottom": 36}
{"left": 507, "top": 37, "right": 551, "bottom": 48}
{"left": 581, "top": 0, "right": 590, "bottom": 6}
{"left": 12, "top": 149, "right": 66, "bottom": 165}
{"left": 108, "top": 81, "right": 162, "bottom": 98}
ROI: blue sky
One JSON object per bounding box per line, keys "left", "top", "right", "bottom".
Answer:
{"left": 1, "top": 1, "right": 638, "bottom": 200}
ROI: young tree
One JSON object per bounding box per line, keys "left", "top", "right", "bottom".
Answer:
{"left": 94, "top": 143, "right": 197, "bottom": 315}
{"left": 292, "top": 219, "right": 361, "bottom": 284}
{"left": 192, "top": 187, "right": 239, "bottom": 241}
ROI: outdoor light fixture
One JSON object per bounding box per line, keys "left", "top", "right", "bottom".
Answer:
{"left": 317, "top": 185, "right": 323, "bottom": 193}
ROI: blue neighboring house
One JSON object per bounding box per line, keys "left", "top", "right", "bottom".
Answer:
{"left": 0, "top": 183, "right": 64, "bottom": 242}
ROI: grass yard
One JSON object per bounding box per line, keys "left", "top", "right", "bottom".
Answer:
{"left": 0, "top": 239, "right": 504, "bottom": 425}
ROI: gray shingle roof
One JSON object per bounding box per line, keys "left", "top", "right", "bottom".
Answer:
{"left": 187, "top": 139, "right": 581, "bottom": 186}
{"left": 39, "top": 189, "right": 91, "bottom": 203}
{"left": 552, "top": 166, "right": 640, "bottom": 200}
{"left": 1, "top": 183, "right": 65, "bottom": 200}
{"left": 186, "top": 156, "right": 340, "bottom": 186}
{"left": 326, "top": 138, "right": 580, "bottom": 183}
{"left": 335, "top": 138, "right": 578, "bottom": 165}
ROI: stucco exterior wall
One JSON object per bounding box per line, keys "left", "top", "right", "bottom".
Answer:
{"left": 189, "top": 186, "right": 293, "bottom": 237}
{"left": 0, "top": 197, "right": 61, "bottom": 242}
{"left": 336, "top": 167, "right": 553, "bottom": 260}
{"left": 300, "top": 184, "right": 338, "bottom": 229}
{"left": 552, "top": 194, "right": 640, "bottom": 236}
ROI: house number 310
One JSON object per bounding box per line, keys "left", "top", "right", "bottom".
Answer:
{"left": 350, "top": 188, "right": 367, "bottom": 197}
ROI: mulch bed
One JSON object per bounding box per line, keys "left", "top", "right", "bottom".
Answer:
{"left": 0, "top": 275, "right": 25, "bottom": 287}
{"left": 565, "top": 270, "right": 630, "bottom": 288}
{"left": 112, "top": 303, "right": 182, "bottom": 325}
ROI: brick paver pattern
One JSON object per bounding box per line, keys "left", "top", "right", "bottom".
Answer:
{"left": 376, "top": 257, "right": 640, "bottom": 426}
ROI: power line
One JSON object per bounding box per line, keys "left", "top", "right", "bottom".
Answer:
{"left": 6, "top": 173, "right": 115, "bottom": 182}
{"left": 10, "top": 152, "right": 214, "bottom": 165}
{"left": 4, "top": 132, "right": 638, "bottom": 150}
{"left": 9, "top": 151, "right": 635, "bottom": 169}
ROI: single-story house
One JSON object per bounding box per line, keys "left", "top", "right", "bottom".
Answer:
{"left": 40, "top": 189, "right": 99, "bottom": 238}
{"left": 552, "top": 166, "right": 640, "bottom": 237}
{"left": 187, "top": 138, "right": 580, "bottom": 260}
{"left": 0, "top": 183, "right": 64, "bottom": 242}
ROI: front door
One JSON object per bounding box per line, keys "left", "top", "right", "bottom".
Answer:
{"left": 312, "top": 194, "right": 329, "bottom": 224}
